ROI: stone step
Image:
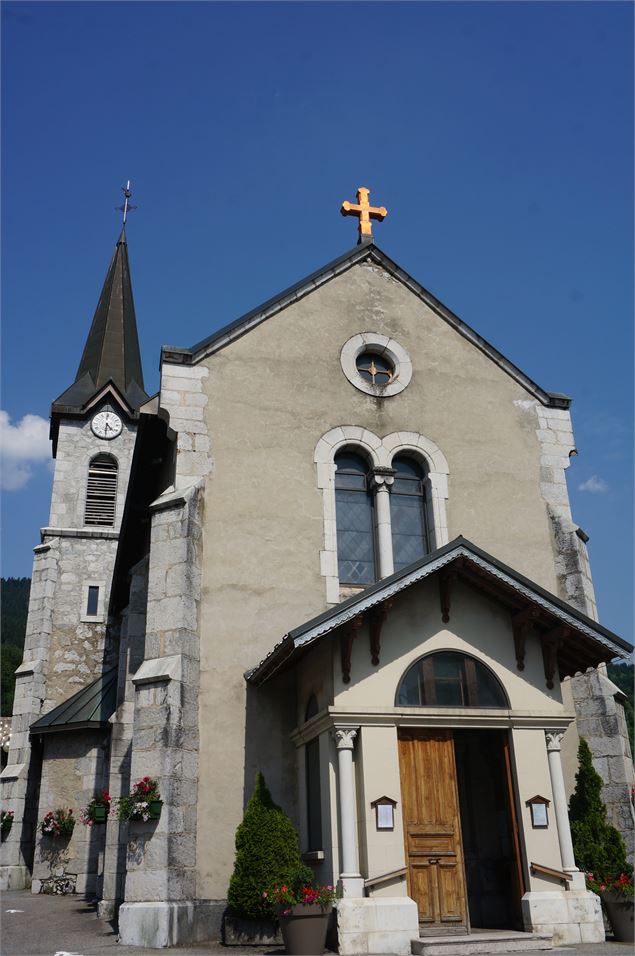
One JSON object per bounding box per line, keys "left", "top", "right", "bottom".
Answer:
{"left": 412, "top": 930, "right": 553, "bottom": 956}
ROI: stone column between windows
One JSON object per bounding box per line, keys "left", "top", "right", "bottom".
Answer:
{"left": 372, "top": 469, "right": 394, "bottom": 579}
{"left": 334, "top": 728, "right": 364, "bottom": 897}
{"left": 545, "top": 730, "right": 585, "bottom": 890}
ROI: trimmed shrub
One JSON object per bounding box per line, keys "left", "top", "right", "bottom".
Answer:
{"left": 227, "top": 771, "right": 312, "bottom": 920}
{"left": 569, "top": 738, "right": 631, "bottom": 879}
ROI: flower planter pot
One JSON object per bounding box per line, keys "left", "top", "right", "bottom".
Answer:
{"left": 148, "top": 800, "right": 162, "bottom": 820}
{"left": 92, "top": 805, "right": 108, "bottom": 823}
{"left": 603, "top": 894, "right": 634, "bottom": 942}
{"left": 278, "top": 903, "right": 331, "bottom": 956}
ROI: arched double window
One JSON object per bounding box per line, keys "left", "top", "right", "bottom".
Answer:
{"left": 334, "top": 451, "right": 376, "bottom": 586}
{"left": 397, "top": 652, "right": 509, "bottom": 708}
{"left": 334, "top": 450, "right": 431, "bottom": 587}
{"left": 85, "top": 454, "right": 118, "bottom": 527}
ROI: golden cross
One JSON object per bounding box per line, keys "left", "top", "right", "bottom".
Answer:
{"left": 340, "top": 186, "right": 387, "bottom": 241}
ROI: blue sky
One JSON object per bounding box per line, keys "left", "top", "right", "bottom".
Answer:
{"left": 1, "top": 1, "right": 633, "bottom": 640}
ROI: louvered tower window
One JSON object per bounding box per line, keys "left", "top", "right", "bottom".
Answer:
{"left": 85, "top": 455, "right": 118, "bottom": 527}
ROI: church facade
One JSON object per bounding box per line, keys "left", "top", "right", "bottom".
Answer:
{"left": 1, "top": 192, "right": 632, "bottom": 952}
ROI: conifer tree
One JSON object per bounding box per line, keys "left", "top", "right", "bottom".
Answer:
{"left": 227, "top": 771, "right": 312, "bottom": 920}
{"left": 569, "top": 738, "right": 630, "bottom": 879}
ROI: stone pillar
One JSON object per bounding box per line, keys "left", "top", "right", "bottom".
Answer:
{"left": 117, "top": 483, "right": 204, "bottom": 948}
{"left": 372, "top": 470, "right": 394, "bottom": 579}
{"left": 334, "top": 728, "right": 364, "bottom": 897}
{"left": 545, "top": 731, "right": 583, "bottom": 889}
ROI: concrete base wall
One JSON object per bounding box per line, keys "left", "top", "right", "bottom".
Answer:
{"left": 0, "top": 863, "right": 31, "bottom": 891}
{"left": 118, "top": 898, "right": 225, "bottom": 947}
{"left": 336, "top": 897, "right": 419, "bottom": 955}
{"left": 521, "top": 889, "right": 605, "bottom": 945}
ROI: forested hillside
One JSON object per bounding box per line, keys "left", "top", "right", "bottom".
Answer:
{"left": 1, "top": 577, "right": 30, "bottom": 716}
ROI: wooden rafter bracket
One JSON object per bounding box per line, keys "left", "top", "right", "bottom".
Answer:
{"left": 512, "top": 606, "right": 541, "bottom": 671}
{"left": 540, "top": 625, "right": 571, "bottom": 689}
{"left": 340, "top": 614, "right": 364, "bottom": 684}
{"left": 439, "top": 566, "right": 458, "bottom": 624}
{"left": 369, "top": 599, "right": 393, "bottom": 666}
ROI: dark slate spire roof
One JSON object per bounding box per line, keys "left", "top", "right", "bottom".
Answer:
{"left": 52, "top": 229, "right": 149, "bottom": 415}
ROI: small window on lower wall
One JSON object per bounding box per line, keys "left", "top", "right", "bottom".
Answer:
{"left": 305, "top": 738, "right": 322, "bottom": 852}
{"left": 396, "top": 651, "right": 509, "bottom": 708}
{"left": 86, "top": 586, "right": 99, "bottom": 617}
{"left": 81, "top": 581, "right": 105, "bottom": 622}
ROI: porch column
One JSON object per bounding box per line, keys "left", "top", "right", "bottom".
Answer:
{"left": 372, "top": 470, "right": 394, "bottom": 579}
{"left": 334, "top": 727, "right": 364, "bottom": 897}
{"left": 545, "top": 731, "right": 584, "bottom": 889}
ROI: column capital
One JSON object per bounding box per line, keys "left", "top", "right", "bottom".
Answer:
{"left": 334, "top": 727, "right": 359, "bottom": 751}
{"left": 371, "top": 467, "right": 395, "bottom": 490}
{"left": 545, "top": 730, "right": 564, "bottom": 752}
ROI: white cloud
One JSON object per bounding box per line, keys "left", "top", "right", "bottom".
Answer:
{"left": 578, "top": 475, "right": 609, "bottom": 494}
{"left": 0, "top": 411, "right": 50, "bottom": 491}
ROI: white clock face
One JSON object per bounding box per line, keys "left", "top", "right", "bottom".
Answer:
{"left": 91, "top": 410, "right": 123, "bottom": 440}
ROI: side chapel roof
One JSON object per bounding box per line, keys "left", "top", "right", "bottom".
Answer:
{"left": 246, "top": 537, "right": 631, "bottom": 688}
{"left": 162, "top": 241, "right": 570, "bottom": 409}
{"left": 30, "top": 668, "right": 117, "bottom": 735}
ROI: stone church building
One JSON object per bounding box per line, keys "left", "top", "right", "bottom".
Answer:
{"left": 1, "top": 189, "right": 633, "bottom": 952}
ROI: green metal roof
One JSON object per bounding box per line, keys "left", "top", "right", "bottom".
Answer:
{"left": 30, "top": 667, "right": 117, "bottom": 735}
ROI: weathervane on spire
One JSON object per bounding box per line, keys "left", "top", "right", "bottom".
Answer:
{"left": 341, "top": 186, "right": 387, "bottom": 243}
{"left": 116, "top": 181, "right": 137, "bottom": 225}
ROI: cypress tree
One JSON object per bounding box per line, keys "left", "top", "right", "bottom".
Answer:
{"left": 569, "top": 738, "right": 630, "bottom": 879}
{"left": 227, "top": 771, "right": 312, "bottom": 920}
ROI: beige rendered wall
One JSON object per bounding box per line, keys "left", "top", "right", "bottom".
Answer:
{"left": 331, "top": 579, "right": 563, "bottom": 714}
{"left": 190, "top": 261, "right": 570, "bottom": 899}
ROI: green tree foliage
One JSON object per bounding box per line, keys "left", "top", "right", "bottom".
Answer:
{"left": 1, "top": 578, "right": 30, "bottom": 649}
{"left": 1, "top": 578, "right": 29, "bottom": 716}
{"left": 1, "top": 643, "right": 23, "bottom": 716}
{"left": 607, "top": 662, "right": 634, "bottom": 757}
{"left": 569, "top": 738, "right": 631, "bottom": 880}
{"left": 227, "top": 771, "right": 312, "bottom": 920}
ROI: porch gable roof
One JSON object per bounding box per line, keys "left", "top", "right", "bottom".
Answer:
{"left": 245, "top": 537, "right": 631, "bottom": 688}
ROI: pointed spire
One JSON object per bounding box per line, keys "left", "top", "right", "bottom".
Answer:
{"left": 71, "top": 228, "right": 147, "bottom": 409}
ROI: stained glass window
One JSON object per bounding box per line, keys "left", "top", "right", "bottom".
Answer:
{"left": 390, "top": 456, "right": 429, "bottom": 571}
{"left": 335, "top": 451, "right": 376, "bottom": 585}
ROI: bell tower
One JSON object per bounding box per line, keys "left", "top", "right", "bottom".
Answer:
{"left": 0, "top": 213, "right": 149, "bottom": 893}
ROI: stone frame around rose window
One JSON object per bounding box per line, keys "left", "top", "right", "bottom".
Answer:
{"left": 340, "top": 333, "right": 413, "bottom": 397}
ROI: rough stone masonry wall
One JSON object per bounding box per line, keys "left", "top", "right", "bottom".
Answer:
{"left": 31, "top": 731, "right": 110, "bottom": 896}
{"left": 42, "top": 533, "right": 119, "bottom": 708}
{"left": 0, "top": 540, "right": 59, "bottom": 890}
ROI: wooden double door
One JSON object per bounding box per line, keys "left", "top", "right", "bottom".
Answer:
{"left": 398, "top": 729, "right": 523, "bottom": 935}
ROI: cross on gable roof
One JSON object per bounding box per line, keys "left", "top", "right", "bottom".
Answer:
{"left": 246, "top": 537, "right": 631, "bottom": 689}
{"left": 162, "top": 242, "right": 570, "bottom": 410}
